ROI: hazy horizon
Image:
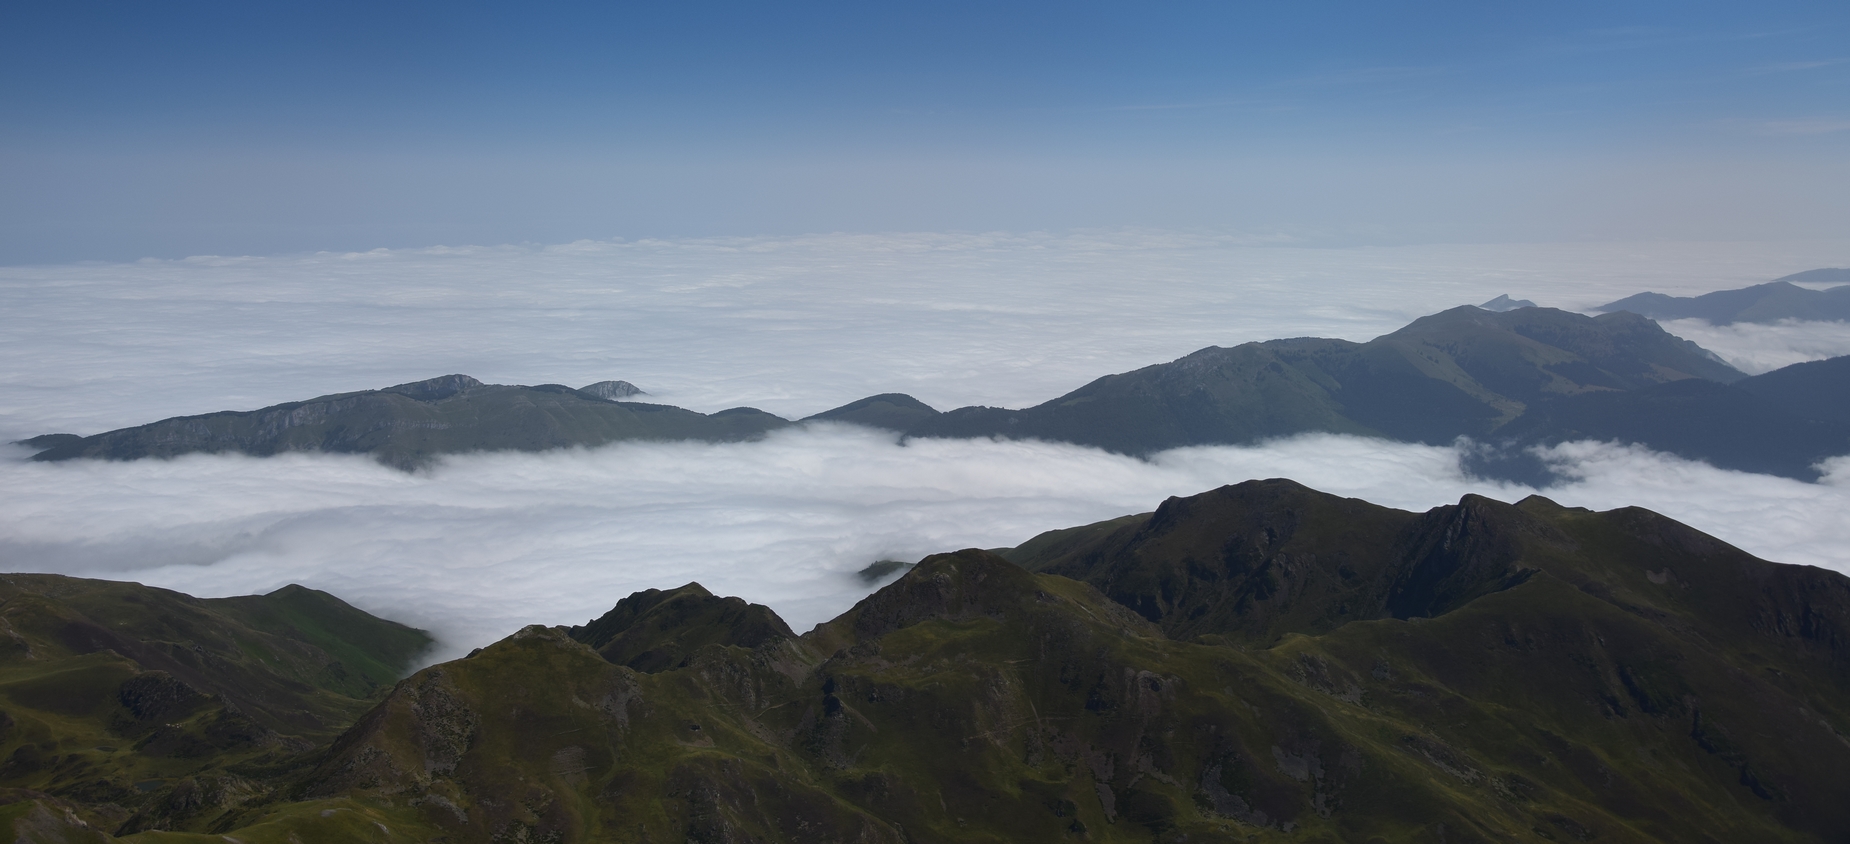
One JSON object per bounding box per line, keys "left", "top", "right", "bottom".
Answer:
{"left": 5, "top": 2, "right": 1849, "bottom": 263}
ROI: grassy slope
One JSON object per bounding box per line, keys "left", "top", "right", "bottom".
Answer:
{"left": 201, "top": 525, "right": 1843, "bottom": 842}
{"left": 8, "top": 481, "right": 1846, "bottom": 842}
{"left": 0, "top": 575, "right": 430, "bottom": 837}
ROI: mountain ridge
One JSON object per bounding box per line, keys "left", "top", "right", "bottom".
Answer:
{"left": 23, "top": 304, "right": 1850, "bottom": 483}
{"left": 25, "top": 375, "right": 788, "bottom": 470}
{"left": 1598, "top": 277, "right": 1850, "bottom": 324}
{"left": 3, "top": 481, "right": 1848, "bottom": 841}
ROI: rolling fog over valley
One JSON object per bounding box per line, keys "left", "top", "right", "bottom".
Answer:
{"left": 4, "top": 234, "right": 1849, "bottom": 657}
{"left": 7, "top": 234, "right": 1850, "bottom": 435}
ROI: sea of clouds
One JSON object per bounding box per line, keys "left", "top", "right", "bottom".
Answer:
{"left": 1, "top": 232, "right": 1847, "bottom": 659}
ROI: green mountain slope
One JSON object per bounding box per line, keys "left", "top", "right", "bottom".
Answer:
{"left": 8, "top": 482, "right": 1827, "bottom": 842}
{"left": 0, "top": 574, "right": 429, "bottom": 837}
{"left": 1010, "top": 480, "right": 1850, "bottom": 838}
{"left": 283, "top": 527, "right": 1847, "bottom": 842}
{"left": 26, "top": 375, "right": 790, "bottom": 469}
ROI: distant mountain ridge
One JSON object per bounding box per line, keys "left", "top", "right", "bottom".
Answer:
{"left": 22, "top": 304, "right": 1850, "bottom": 482}
{"left": 875, "top": 306, "right": 1744, "bottom": 455}
{"left": 1598, "top": 274, "right": 1850, "bottom": 325}
{"left": 25, "top": 375, "right": 787, "bottom": 470}
{"left": 814, "top": 307, "right": 1846, "bottom": 482}
{"left": 1485, "top": 355, "right": 1850, "bottom": 480}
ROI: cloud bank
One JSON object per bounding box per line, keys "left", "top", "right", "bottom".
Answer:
{"left": 1, "top": 233, "right": 1846, "bottom": 663}
{"left": 4, "top": 234, "right": 1846, "bottom": 438}
{"left": 1655, "top": 317, "right": 1850, "bottom": 375}
{"left": 2, "top": 427, "right": 1844, "bottom": 662}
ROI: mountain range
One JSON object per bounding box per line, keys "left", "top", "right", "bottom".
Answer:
{"left": 21, "top": 375, "right": 786, "bottom": 471}
{"left": 2, "top": 479, "right": 1845, "bottom": 842}
{"left": 1597, "top": 270, "right": 1850, "bottom": 325}
{"left": 20, "top": 303, "right": 1850, "bottom": 483}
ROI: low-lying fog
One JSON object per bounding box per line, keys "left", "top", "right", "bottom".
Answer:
{"left": 1, "top": 431, "right": 1845, "bottom": 661}
{"left": 2, "top": 233, "right": 1847, "bottom": 660}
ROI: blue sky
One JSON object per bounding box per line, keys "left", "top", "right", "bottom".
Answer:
{"left": 4, "top": 1, "right": 1848, "bottom": 262}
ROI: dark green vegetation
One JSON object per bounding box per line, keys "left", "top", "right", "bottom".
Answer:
{"left": 1598, "top": 273, "right": 1850, "bottom": 325}
{"left": 0, "top": 574, "right": 430, "bottom": 839}
{"left": 25, "top": 375, "right": 787, "bottom": 469}
{"left": 11, "top": 480, "right": 1847, "bottom": 842}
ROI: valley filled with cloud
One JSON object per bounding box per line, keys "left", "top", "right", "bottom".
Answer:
{"left": 4, "top": 233, "right": 1846, "bottom": 660}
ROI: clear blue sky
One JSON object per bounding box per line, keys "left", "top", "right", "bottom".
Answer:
{"left": 3, "top": 1, "right": 1847, "bottom": 262}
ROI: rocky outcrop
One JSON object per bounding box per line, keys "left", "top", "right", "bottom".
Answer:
{"left": 579, "top": 380, "right": 645, "bottom": 400}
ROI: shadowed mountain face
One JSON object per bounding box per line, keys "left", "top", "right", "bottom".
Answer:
{"left": 1487, "top": 354, "right": 1850, "bottom": 481}
{"left": 1005, "top": 481, "right": 1549, "bottom": 643}
{"left": 1599, "top": 277, "right": 1850, "bottom": 325}
{"left": 821, "top": 306, "right": 1746, "bottom": 459}
{"left": 26, "top": 375, "right": 790, "bottom": 469}
{"left": 0, "top": 575, "right": 429, "bottom": 836}
{"left": 8, "top": 481, "right": 1833, "bottom": 841}
{"left": 807, "top": 308, "right": 1850, "bottom": 483}
{"left": 566, "top": 583, "right": 794, "bottom": 673}
{"left": 800, "top": 393, "right": 941, "bottom": 432}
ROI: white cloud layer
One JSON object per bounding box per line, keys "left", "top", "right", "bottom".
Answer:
{"left": 1, "top": 429, "right": 1845, "bottom": 664}
{"left": 1654, "top": 317, "right": 1850, "bottom": 375}
{"left": 0, "top": 232, "right": 1846, "bottom": 663}
{"left": 2, "top": 234, "right": 1846, "bottom": 437}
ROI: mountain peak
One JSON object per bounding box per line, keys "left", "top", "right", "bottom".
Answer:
{"left": 804, "top": 393, "right": 941, "bottom": 431}
{"left": 381, "top": 374, "right": 483, "bottom": 401}
{"left": 578, "top": 379, "right": 645, "bottom": 400}
{"left": 567, "top": 582, "right": 792, "bottom": 673}
{"left": 1478, "top": 293, "right": 1538, "bottom": 311}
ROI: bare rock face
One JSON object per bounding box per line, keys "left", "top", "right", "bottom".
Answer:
{"left": 578, "top": 380, "right": 645, "bottom": 400}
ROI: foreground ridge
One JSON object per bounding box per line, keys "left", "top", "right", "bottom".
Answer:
{"left": 4, "top": 479, "right": 1846, "bottom": 842}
